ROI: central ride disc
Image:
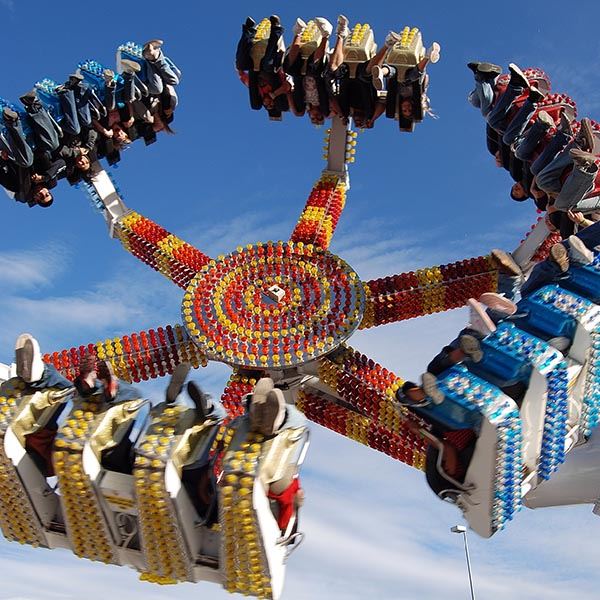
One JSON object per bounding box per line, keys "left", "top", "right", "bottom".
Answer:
{"left": 182, "top": 241, "right": 365, "bottom": 369}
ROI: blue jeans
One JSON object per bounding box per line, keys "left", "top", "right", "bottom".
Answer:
{"left": 27, "top": 107, "right": 61, "bottom": 154}
{"left": 236, "top": 22, "right": 257, "bottom": 71}
{"left": 57, "top": 88, "right": 81, "bottom": 135}
{"left": 502, "top": 98, "right": 537, "bottom": 146}
{"left": 487, "top": 81, "right": 526, "bottom": 134}
{"left": 142, "top": 54, "right": 181, "bottom": 95}
{"left": 514, "top": 117, "right": 552, "bottom": 162}
{"left": 536, "top": 141, "right": 576, "bottom": 195}
{"left": 29, "top": 364, "right": 72, "bottom": 390}
{"left": 468, "top": 79, "right": 495, "bottom": 117}
{"left": 521, "top": 220, "right": 600, "bottom": 296}
{"left": 531, "top": 130, "right": 571, "bottom": 176}
{"left": 1, "top": 118, "right": 33, "bottom": 167}
{"left": 554, "top": 163, "right": 598, "bottom": 212}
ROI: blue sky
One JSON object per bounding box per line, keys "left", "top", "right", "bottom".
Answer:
{"left": 1, "top": 0, "right": 600, "bottom": 598}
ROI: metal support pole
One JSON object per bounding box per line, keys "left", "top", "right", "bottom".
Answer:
{"left": 462, "top": 530, "right": 476, "bottom": 600}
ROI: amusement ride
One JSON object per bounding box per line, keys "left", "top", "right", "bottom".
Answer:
{"left": 0, "top": 17, "right": 600, "bottom": 600}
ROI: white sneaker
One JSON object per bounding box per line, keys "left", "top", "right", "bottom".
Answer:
{"left": 336, "top": 14, "right": 349, "bottom": 38}
{"left": 249, "top": 378, "right": 286, "bottom": 435}
{"left": 15, "top": 333, "right": 45, "bottom": 383}
{"left": 315, "top": 17, "right": 332, "bottom": 38}
{"left": 293, "top": 17, "right": 307, "bottom": 36}
{"left": 426, "top": 41, "right": 441, "bottom": 64}
{"left": 421, "top": 372, "right": 445, "bottom": 405}
{"left": 568, "top": 235, "right": 594, "bottom": 265}
{"left": 467, "top": 299, "right": 497, "bottom": 336}
{"left": 478, "top": 292, "right": 518, "bottom": 316}
{"left": 385, "top": 31, "right": 402, "bottom": 48}
{"left": 459, "top": 334, "right": 483, "bottom": 363}
{"left": 372, "top": 65, "right": 385, "bottom": 91}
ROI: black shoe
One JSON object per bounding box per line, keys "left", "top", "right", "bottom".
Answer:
{"left": 528, "top": 85, "right": 545, "bottom": 103}
{"left": 269, "top": 14, "right": 281, "bottom": 28}
{"left": 244, "top": 16, "right": 256, "bottom": 29}
{"left": 508, "top": 63, "right": 529, "bottom": 88}
{"left": 166, "top": 362, "right": 191, "bottom": 404}
{"left": 2, "top": 106, "right": 19, "bottom": 123}
{"left": 187, "top": 381, "right": 213, "bottom": 421}
{"left": 467, "top": 61, "right": 481, "bottom": 74}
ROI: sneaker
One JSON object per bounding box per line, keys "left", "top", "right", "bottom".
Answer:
{"left": 19, "top": 90, "right": 38, "bottom": 107}
{"left": 249, "top": 377, "right": 286, "bottom": 435}
{"left": 187, "top": 380, "right": 213, "bottom": 420}
{"left": 166, "top": 362, "right": 191, "bottom": 404}
{"left": 269, "top": 15, "right": 281, "bottom": 28}
{"left": 103, "top": 69, "right": 115, "bottom": 87}
{"left": 508, "top": 62, "right": 529, "bottom": 88}
{"left": 372, "top": 65, "right": 385, "bottom": 91}
{"left": 568, "top": 235, "right": 594, "bottom": 265}
{"left": 550, "top": 242, "right": 570, "bottom": 272}
{"left": 559, "top": 111, "right": 573, "bottom": 136}
{"left": 142, "top": 40, "right": 163, "bottom": 61}
{"left": 97, "top": 360, "right": 118, "bottom": 401}
{"left": 15, "top": 333, "right": 44, "bottom": 383}
{"left": 459, "top": 334, "right": 484, "bottom": 363}
{"left": 384, "top": 31, "right": 402, "bottom": 48}
{"left": 467, "top": 61, "right": 481, "bottom": 74}
{"left": 537, "top": 110, "right": 554, "bottom": 129}
{"left": 293, "top": 17, "right": 307, "bottom": 36}
{"left": 569, "top": 148, "right": 597, "bottom": 169}
{"left": 314, "top": 17, "right": 332, "bottom": 38}
{"left": 477, "top": 62, "right": 502, "bottom": 76}
{"left": 575, "top": 117, "right": 595, "bottom": 152}
{"left": 467, "top": 298, "right": 497, "bottom": 336}
{"left": 426, "top": 42, "right": 441, "bottom": 64}
{"left": 2, "top": 106, "right": 19, "bottom": 123}
{"left": 479, "top": 292, "right": 518, "bottom": 316}
{"left": 421, "top": 372, "right": 445, "bottom": 405}
{"left": 120, "top": 59, "right": 141, "bottom": 74}
{"left": 336, "top": 14, "right": 350, "bottom": 38}
{"left": 528, "top": 85, "right": 545, "bottom": 103}
{"left": 490, "top": 249, "right": 523, "bottom": 277}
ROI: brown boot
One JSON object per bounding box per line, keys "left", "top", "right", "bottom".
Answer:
{"left": 570, "top": 148, "right": 597, "bottom": 169}
{"left": 575, "top": 117, "right": 595, "bottom": 152}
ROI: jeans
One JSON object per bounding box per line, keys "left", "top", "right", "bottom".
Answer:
{"left": 142, "top": 53, "right": 181, "bottom": 95}
{"left": 554, "top": 163, "right": 598, "bottom": 212}
{"left": 260, "top": 24, "right": 284, "bottom": 73}
{"left": 514, "top": 118, "right": 551, "bottom": 162}
{"left": 29, "top": 364, "right": 72, "bottom": 390}
{"left": 487, "top": 81, "right": 526, "bottom": 134}
{"left": 468, "top": 78, "right": 495, "bottom": 117}
{"left": 27, "top": 106, "right": 61, "bottom": 154}
{"left": 236, "top": 23, "right": 257, "bottom": 71}
{"left": 502, "top": 98, "right": 537, "bottom": 146}
{"left": 521, "top": 220, "right": 600, "bottom": 296}
{"left": 531, "top": 130, "right": 571, "bottom": 176}
{"left": 1, "top": 118, "right": 34, "bottom": 167}
{"left": 57, "top": 88, "right": 81, "bottom": 135}
{"left": 536, "top": 141, "right": 576, "bottom": 195}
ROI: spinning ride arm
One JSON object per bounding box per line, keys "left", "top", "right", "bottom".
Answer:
{"left": 44, "top": 323, "right": 207, "bottom": 384}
